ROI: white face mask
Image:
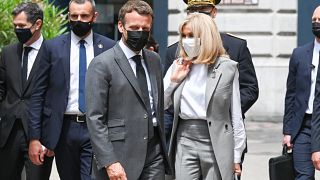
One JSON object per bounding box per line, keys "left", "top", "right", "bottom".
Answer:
{"left": 182, "top": 38, "right": 201, "bottom": 60}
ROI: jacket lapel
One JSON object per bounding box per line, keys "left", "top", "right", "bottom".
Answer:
{"left": 113, "top": 44, "right": 145, "bottom": 104}
{"left": 307, "top": 42, "right": 314, "bottom": 71}
{"left": 22, "top": 41, "right": 44, "bottom": 94}
{"left": 61, "top": 34, "right": 71, "bottom": 90}
{"left": 143, "top": 50, "right": 158, "bottom": 110}
{"left": 15, "top": 43, "right": 24, "bottom": 94}
{"left": 205, "top": 59, "right": 222, "bottom": 110}
{"left": 173, "top": 80, "right": 186, "bottom": 116}
{"left": 304, "top": 42, "right": 314, "bottom": 92}
{"left": 93, "top": 33, "right": 104, "bottom": 56}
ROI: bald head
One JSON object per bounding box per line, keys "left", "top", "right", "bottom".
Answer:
{"left": 312, "top": 6, "right": 320, "bottom": 22}
{"left": 312, "top": 6, "right": 320, "bottom": 41}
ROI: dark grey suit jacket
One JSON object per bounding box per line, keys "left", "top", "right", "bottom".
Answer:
{"left": 0, "top": 42, "right": 43, "bottom": 147}
{"left": 86, "top": 43, "right": 170, "bottom": 179}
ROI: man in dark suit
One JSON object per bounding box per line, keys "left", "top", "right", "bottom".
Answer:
{"left": 85, "top": 1, "right": 170, "bottom": 179}
{"left": 27, "top": 0, "right": 115, "bottom": 179}
{"left": 310, "top": 6, "right": 320, "bottom": 175}
{"left": 283, "top": 6, "right": 320, "bottom": 179}
{"left": 0, "top": 2, "right": 53, "bottom": 180}
{"left": 163, "top": 0, "right": 259, "bottom": 163}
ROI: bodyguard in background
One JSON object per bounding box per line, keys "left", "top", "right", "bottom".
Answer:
{"left": 86, "top": 1, "right": 170, "bottom": 179}
{"left": 311, "top": 6, "right": 320, "bottom": 174}
{"left": 27, "top": 0, "right": 115, "bottom": 179}
{"left": 283, "top": 6, "right": 320, "bottom": 180}
{"left": 0, "top": 2, "right": 53, "bottom": 180}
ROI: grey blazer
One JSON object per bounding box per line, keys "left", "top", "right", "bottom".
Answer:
{"left": 168, "top": 57, "right": 238, "bottom": 180}
{"left": 85, "top": 43, "right": 170, "bottom": 179}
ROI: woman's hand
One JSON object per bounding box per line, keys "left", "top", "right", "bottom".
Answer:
{"left": 234, "top": 163, "right": 242, "bottom": 177}
{"left": 170, "top": 58, "right": 192, "bottom": 83}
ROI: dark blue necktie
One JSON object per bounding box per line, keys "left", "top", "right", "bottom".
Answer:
{"left": 79, "top": 40, "right": 86, "bottom": 113}
{"left": 132, "top": 55, "right": 154, "bottom": 138}
{"left": 22, "top": 46, "right": 32, "bottom": 89}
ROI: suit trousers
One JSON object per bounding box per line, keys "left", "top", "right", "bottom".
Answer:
{"left": 0, "top": 119, "right": 53, "bottom": 180}
{"left": 55, "top": 118, "right": 92, "bottom": 180}
{"left": 293, "top": 114, "right": 315, "bottom": 180}
{"left": 139, "top": 128, "right": 165, "bottom": 180}
{"left": 175, "top": 119, "right": 221, "bottom": 180}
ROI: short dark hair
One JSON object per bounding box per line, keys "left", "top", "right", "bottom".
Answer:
{"left": 12, "top": 2, "right": 43, "bottom": 24}
{"left": 118, "top": 0, "right": 153, "bottom": 25}
{"left": 69, "top": 0, "right": 96, "bottom": 12}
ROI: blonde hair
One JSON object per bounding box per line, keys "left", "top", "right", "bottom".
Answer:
{"left": 178, "top": 13, "right": 227, "bottom": 64}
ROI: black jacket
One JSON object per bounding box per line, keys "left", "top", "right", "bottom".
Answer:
{"left": 0, "top": 42, "right": 43, "bottom": 147}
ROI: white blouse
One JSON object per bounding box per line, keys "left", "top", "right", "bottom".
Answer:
{"left": 163, "top": 61, "right": 246, "bottom": 163}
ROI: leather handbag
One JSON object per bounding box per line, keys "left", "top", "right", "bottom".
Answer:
{"left": 269, "top": 145, "right": 294, "bottom": 180}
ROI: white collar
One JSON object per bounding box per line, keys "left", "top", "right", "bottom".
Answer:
{"left": 71, "top": 30, "right": 93, "bottom": 45}
{"left": 119, "top": 38, "right": 142, "bottom": 59}
{"left": 24, "top": 34, "right": 43, "bottom": 50}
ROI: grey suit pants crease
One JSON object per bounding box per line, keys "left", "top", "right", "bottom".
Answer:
{"left": 175, "top": 119, "right": 221, "bottom": 180}
{"left": 139, "top": 129, "right": 165, "bottom": 180}
{"left": 0, "top": 119, "right": 53, "bottom": 180}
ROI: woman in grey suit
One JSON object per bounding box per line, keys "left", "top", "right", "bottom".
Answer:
{"left": 164, "top": 13, "right": 246, "bottom": 180}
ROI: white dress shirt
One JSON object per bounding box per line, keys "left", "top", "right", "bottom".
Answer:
{"left": 22, "top": 35, "right": 43, "bottom": 79}
{"left": 306, "top": 39, "right": 320, "bottom": 114}
{"left": 65, "top": 31, "right": 94, "bottom": 114}
{"left": 119, "top": 39, "right": 157, "bottom": 125}
{"left": 163, "top": 61, "right": 246, "bottom": 163}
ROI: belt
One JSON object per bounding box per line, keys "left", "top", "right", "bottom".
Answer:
{"left": 303, "top": 113, "right": 312, "bottom": 128}
{"left": 304, "top": 113, "right": 312, "bottom": 119}
{"left": 64, "top": 114, "right": 86, "bottom": 123}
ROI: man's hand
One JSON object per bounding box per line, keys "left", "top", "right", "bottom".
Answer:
{"left": 282, "top": 135, "right": 293, "bottom": 149}
{"left": 312, "top": 152, "right": 320, "bottom": 170}
{"left": 45, "top": 149, "right": 55, "bottom": 157}
{"left": 106, "top": 162, "right": 127, "bottom": 180}
{"left": 29, "top": 139, "right": 46, "bottom": 165}
{"left": 234, "top": 163, "right": 242, "bottom": 177}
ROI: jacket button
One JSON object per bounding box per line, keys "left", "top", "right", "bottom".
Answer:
{"left": 143, "top": 136, "right": 148, "bottom": 140}
{"left": 144, "top": 114, "right": 148, "bottom": 119}
{"left": 208, "top": 121, "right": 212, "bottom": 126}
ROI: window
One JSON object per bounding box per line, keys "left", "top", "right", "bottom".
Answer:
{"left": 220, "top": 0, "right": 258, "bottom": 5}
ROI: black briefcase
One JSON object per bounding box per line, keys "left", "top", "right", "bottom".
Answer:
{"left": 269, "top": 145, "right": 294, "bottom": 180}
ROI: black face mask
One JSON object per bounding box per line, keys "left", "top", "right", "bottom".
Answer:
{"left": 15, "top": 28, "right": 33, "bottom": 44}
{"left": 125, "top": 30, "right": 150, "bottom": 51}
{"left": 70, "top": 20, "right": 92, "bottom": 37}
{"left": 312, "top": 22, "right": 320, "bottom": 38}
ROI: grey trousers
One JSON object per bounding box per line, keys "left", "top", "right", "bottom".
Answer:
{"left": 175, "top": 119, "right": 221, "bottom": 180}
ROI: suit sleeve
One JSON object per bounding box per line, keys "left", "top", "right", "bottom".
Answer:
{"left": 283, "top": 49, "right": 297, "bottom": 135}
{"left": 312, "top": 65, "right": 320, "bottom": 152}
{"left": 237, "top": 40, "right": 259, "bottom": 114}
{"left": 85, "top": 57, "right": 117, "bottom": 170}
{"left": 164, "top": 43, "right": 178, "bottom": 75}
{"left": 0, "top": 49, "right": 6, "bottom": 101}
{"left": 28, "top": 43, "right": 51, "bottom": 140}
